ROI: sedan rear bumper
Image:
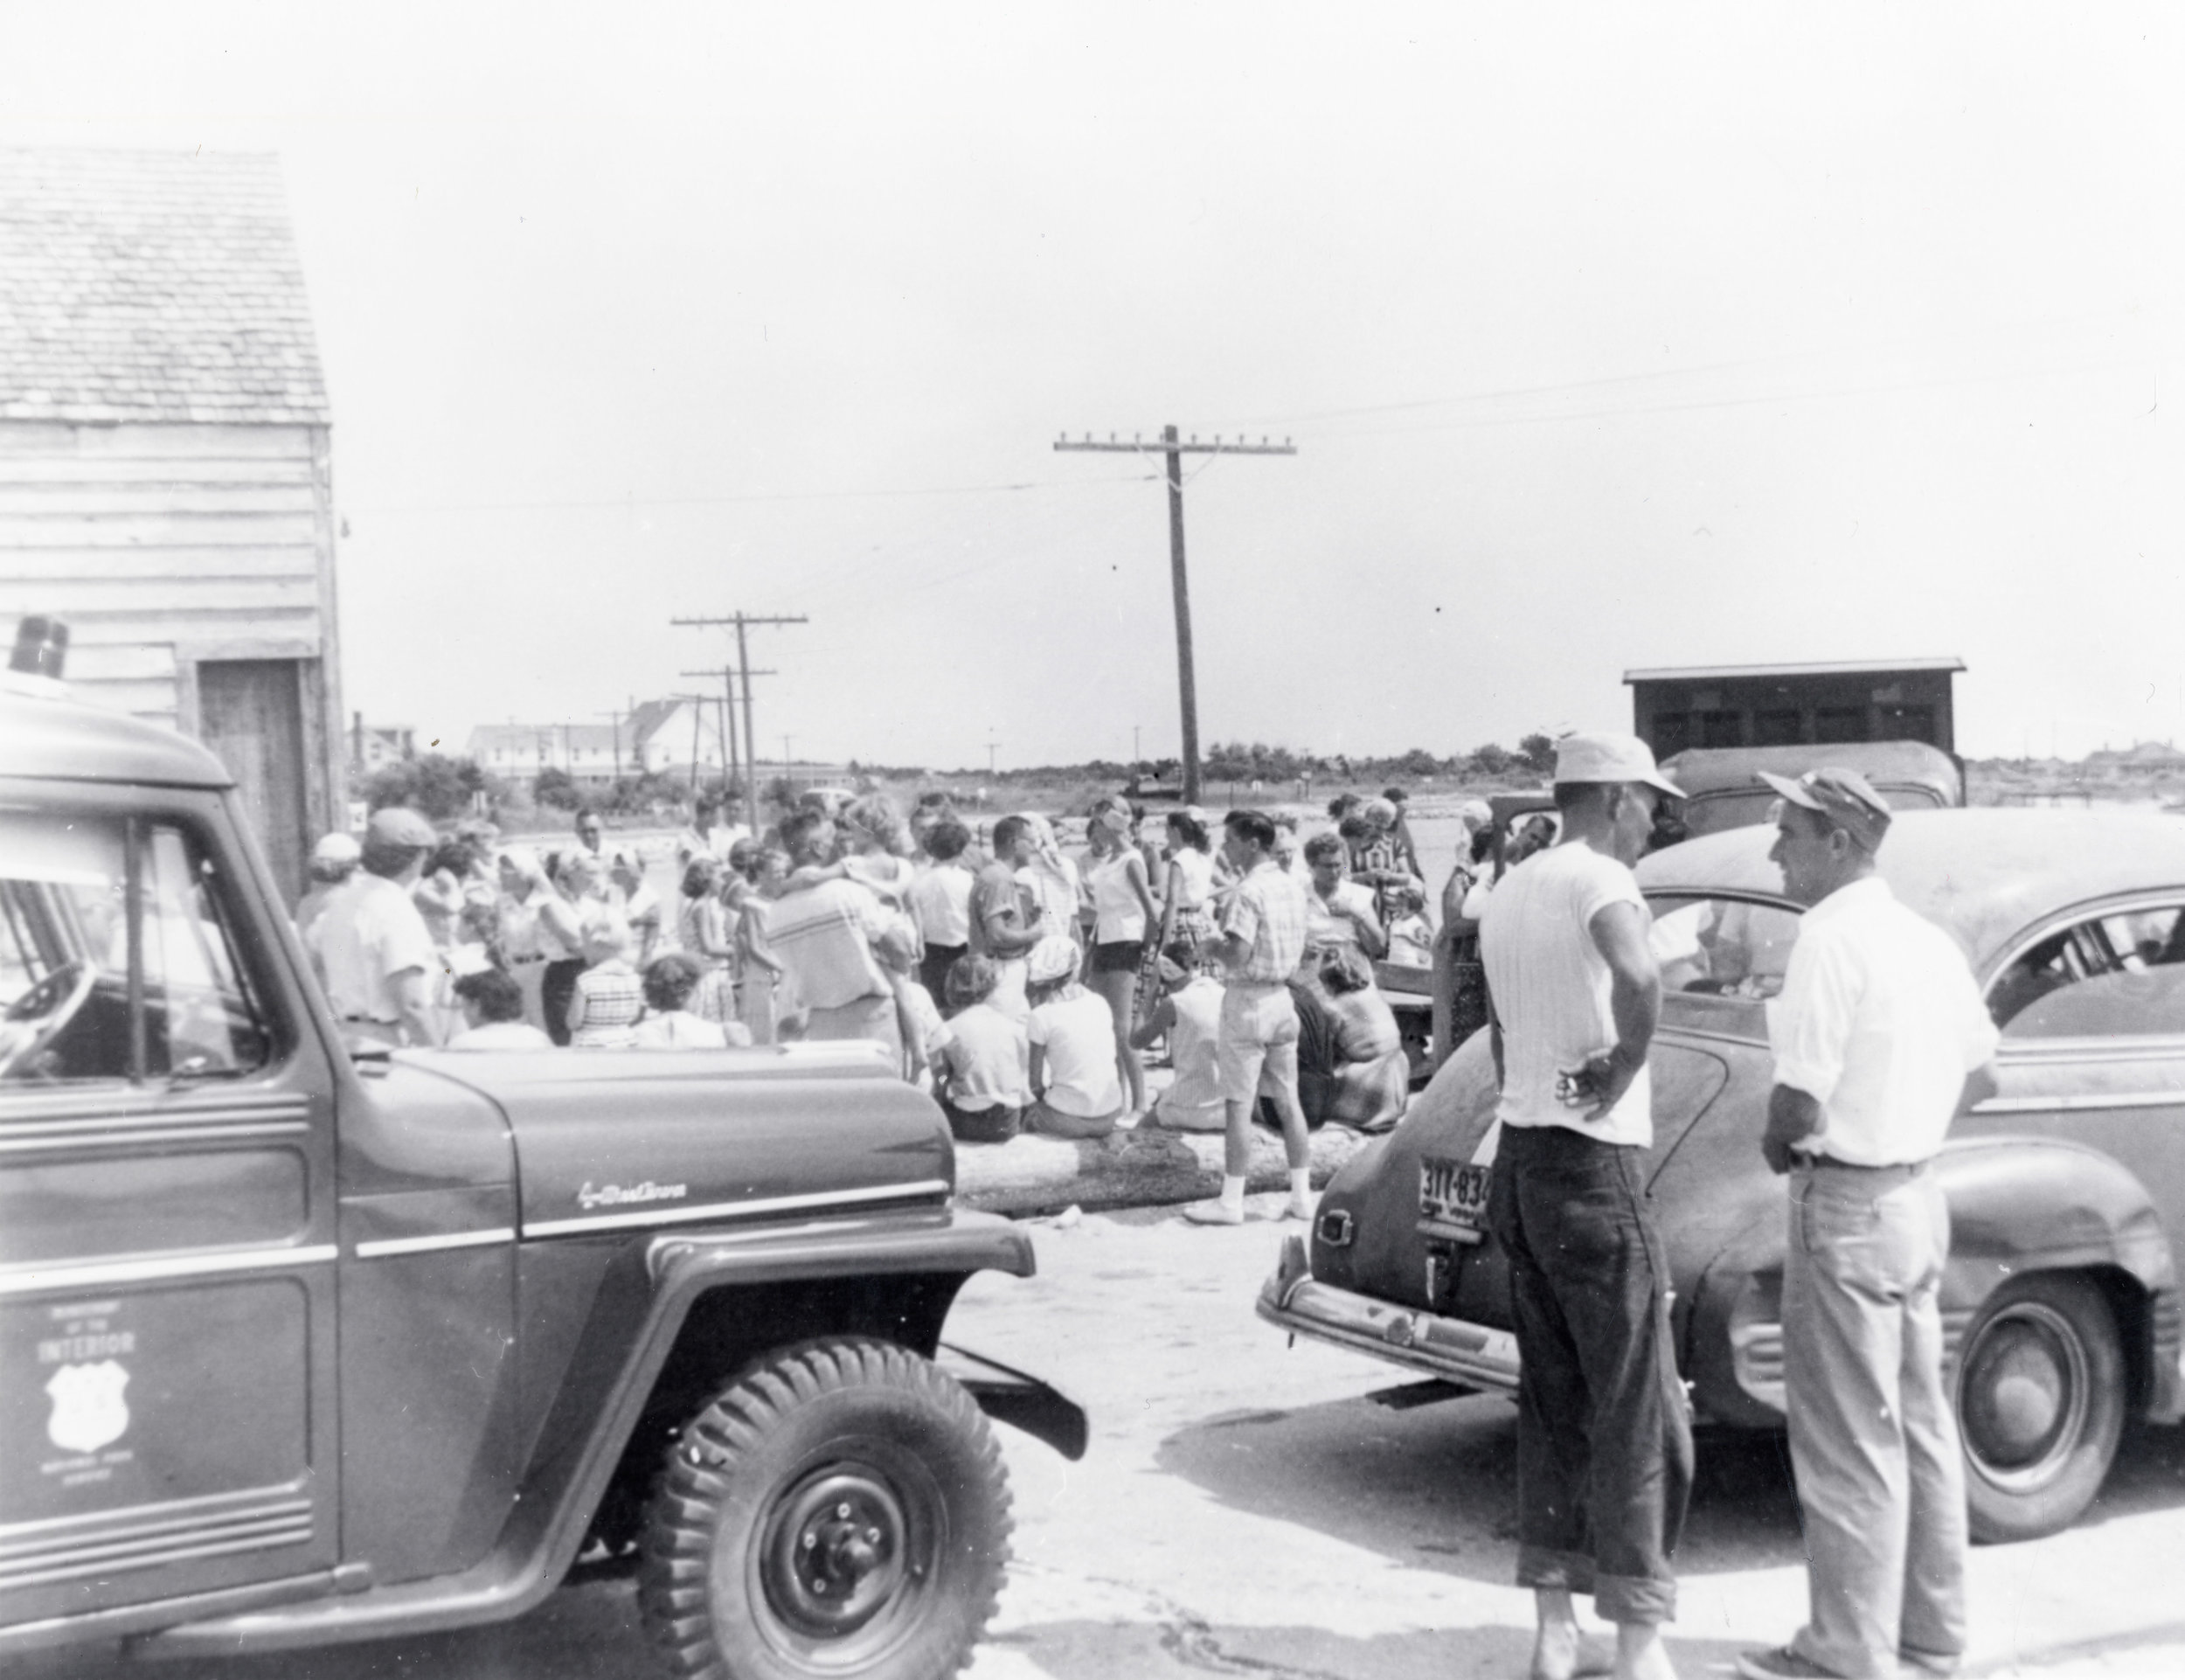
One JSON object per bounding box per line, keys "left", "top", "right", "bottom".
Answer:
{"left": 1256, "top": 1235, "right": 1520, "bottom": 1394}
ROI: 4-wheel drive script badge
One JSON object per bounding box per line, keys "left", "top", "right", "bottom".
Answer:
{"left": 578, "top": 1179, "right": 690, "bottom": 1211}
{"left": 45, "top": 1360, "right": 130, "bottom": 1454}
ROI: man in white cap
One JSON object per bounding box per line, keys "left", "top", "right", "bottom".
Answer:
{"left": 1478, "top": 732, "right": 1689, "bottom": 1680}
{"left": 307, "top": 807, "right": 444, "bottom": 1048}
{"left": 1737, "top": 770, "right": 1997, "bottom": 1680}
{"left": 295, "top": 830, "right": 362, "bottom": 944}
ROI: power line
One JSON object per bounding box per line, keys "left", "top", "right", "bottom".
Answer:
{"left": 348, "top": 472, "right": 1151, "bottom": 518}
{"left": 1052, "top": 427, "right": 1297, "bottom": 805}
{"left": 671, "top": 613, "right": 808, "bottom": 833}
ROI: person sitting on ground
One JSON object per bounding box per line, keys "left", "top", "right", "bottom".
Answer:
{"left": 1130, "top": 938, "right": 1227, "bottom": 1132}
{"left": 1300, "top": 947, "right": 1410, "bottom": 1132}
{"left": 566, "top": 915, "right": 644, "bottom": 1049}
{"left": 447, "top": 966, "right": 555, "bottom": 1050}
{"left": 1023, "top": 934, "right": 1123, "bottom": 1139}
{"left": 908, "top": 817, "right": 976, "bottom": 1007}
{"left": 1385, "top": 880, "right": 1435, "bottom": 968}
{"left": 933, "top": 955, "right": 1030, "bottom": 1143}
{"left": 632, "top": 952, "right": 750, "bottom": 1048}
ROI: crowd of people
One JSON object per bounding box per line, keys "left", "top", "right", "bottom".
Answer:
{"left": 292, "top": 782, "right": 1502, "bottom": 1153}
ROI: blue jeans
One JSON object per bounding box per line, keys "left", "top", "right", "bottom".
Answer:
{"left": 1489, "top": 1123, "right": 1693, "bottom": 1625}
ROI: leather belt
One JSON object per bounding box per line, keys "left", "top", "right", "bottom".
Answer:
{"left": 1802, "top": 1153, "right": 1929, "bottom": 1176}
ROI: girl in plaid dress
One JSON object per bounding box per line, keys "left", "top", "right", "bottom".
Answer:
{"left": 568, "top": 916, "right": 644, "bottom": 1048}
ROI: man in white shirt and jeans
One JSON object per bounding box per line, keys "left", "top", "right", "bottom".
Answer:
{"left": 1738, "top": 770, "right": 1999, "bottom": 1680}
{"left": 1479, "top": 732, "right": 1689, "bottom": 1680}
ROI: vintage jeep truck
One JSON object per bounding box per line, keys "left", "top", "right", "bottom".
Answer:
{"left": 0, "top": 662, "right": 1085, "bottom": 1678}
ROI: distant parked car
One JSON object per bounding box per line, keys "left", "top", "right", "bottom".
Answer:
{"left": 1262, "top": 808, "right": 2185, "bottom": 1543}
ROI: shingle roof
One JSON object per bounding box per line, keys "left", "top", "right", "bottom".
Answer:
{"left": 0, "top": 149, "right": 329, "bottom": 425}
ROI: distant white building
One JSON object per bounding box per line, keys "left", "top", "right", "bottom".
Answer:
{"left": 466, "top": 722, "right": 627, "bottom": 790}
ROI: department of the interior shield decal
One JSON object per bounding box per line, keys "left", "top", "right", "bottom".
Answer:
{"left": 45, "top": 1359, "right": 130, "bottom": 1454}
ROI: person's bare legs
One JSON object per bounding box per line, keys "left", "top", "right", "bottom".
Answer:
{"left": 1532, "top": 1587, "right": 1582, "bottom": 1680}
{"left": 1090, "top": 965, "right": 1145, "bottom": 1112}
{"left": 1613, "top": 1620, "right": 1675, "bottom": 1680}
{"left": 1531, "top": 1594, "right": 1670, "bottom": 1680}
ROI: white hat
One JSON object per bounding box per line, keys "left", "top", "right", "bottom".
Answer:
{"left": 1025, "top": 934, "right": 1079, "bottom": 985}
{"left": 1552, "top": 732, "right": 1682, "bottom": 796}
{"left": 310, "top": 830, "right": 362, "bottom": 866}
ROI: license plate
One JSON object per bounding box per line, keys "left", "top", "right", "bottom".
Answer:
{"left": 1419, "top": 1157, "right": 1489, "bottom": 1243}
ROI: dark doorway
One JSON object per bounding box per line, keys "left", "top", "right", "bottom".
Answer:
{"left": 198, "top": 659, "right": 309, "bottom": 903}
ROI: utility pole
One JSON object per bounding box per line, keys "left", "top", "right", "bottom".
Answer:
{"left": 683, "top": 666, "right": 774, "bottom": 816}
{"left": 1053, "top": 426, "right": 1294, "bottom": 805}
{"left": 672, "top": 612, "right": 808, "bottom": 833}
{"left": 594, "top": 709, "right": 623, "bottom": 784}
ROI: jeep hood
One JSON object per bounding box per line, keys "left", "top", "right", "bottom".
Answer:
{"left": 399, "top": 1042, "right": 954, "bottom": 1239}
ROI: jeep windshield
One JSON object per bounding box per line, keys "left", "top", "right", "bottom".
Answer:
{"left": 0, "top": 809, "right": 271, "bottom": 1082}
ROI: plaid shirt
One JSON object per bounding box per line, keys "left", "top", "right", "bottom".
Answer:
{"left": 1222, "top": 860, "right": 1308, "bottom": 984}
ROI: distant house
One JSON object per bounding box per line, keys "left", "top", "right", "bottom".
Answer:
{"left": 634, "top": 696, "right": 733, "bottom": 781}
{"left": 0, "top": 149, "right": 340, "bottom": 898}
{"left": 350, "top": 720, "right": 414, "bottom": 776}
{"left": 466, "top": 723, "right": 628, "bottom": 791}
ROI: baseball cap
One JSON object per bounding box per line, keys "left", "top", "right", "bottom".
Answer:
{"left": 1758, "top": 767, "right": 1893, "bottom": 852}
{"left": 1552, "top": 732, "right": 1682, "bottom": 797}
{"left": 1025, "top": 934, "right": 1079, "bottom": 985}
{"left": 364, "top": 807, "right": 437, "bottom": 850}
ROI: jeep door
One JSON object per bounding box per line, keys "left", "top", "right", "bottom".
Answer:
{"left": 0, "top": 784, "right": 339, "bottom": 1629}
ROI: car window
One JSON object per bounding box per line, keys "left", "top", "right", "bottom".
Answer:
{"left": 0, "top": 809, "right": 273, "bottom": 1084}
{"left": 1646, "top": 893, "right": 1803, "bottom": 1000}
{"left": 1991, "top": 905, "right": 2185, "bottom": 1038}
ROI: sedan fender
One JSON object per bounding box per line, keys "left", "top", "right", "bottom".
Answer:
{"left": 1935, "top": 1135, "right": 2182, "bottom": 1422}
{"left": 1688, "top": 1135, "right": 2183, "bottom": 1431}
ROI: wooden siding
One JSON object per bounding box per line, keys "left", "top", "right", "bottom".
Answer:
{"left": 0, "top": 420, "right": 326, "bottom": 724}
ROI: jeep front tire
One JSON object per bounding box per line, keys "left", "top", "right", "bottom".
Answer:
{"left": 638, "top": 1337, "right": 1011, "bottom": 1680}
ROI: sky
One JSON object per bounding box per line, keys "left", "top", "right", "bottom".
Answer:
{"left": 4, "top": 4, "right": 2183, "bottom": 769}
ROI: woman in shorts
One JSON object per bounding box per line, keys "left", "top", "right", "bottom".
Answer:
{"left": 1083, "top": 798, "right": 1159, "bottom": 1117}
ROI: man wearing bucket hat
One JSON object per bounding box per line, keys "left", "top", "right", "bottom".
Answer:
{"left": 307, "top": 807, "right": 444, "bottom": 1049}
{"left": 1736, "top": 770, "right": 1999, "bottom": 1680}
{"left": 1477, "top": 732, "right": 1689, "bottom": 1680}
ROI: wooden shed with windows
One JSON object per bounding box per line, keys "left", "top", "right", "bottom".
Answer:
{"left": 0, "top": 148, "right": 341, "bottom": 899}
{"left": 1626, "top": 657, "right": 1964, "bottom": 760}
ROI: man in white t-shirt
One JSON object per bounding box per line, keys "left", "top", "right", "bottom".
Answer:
{"left": 309, "top": 807, "right": 443, "bottom": 1048}
{"left": 1478, "top": 733, "right": 1688, "bottom": 1680}
{"left": 1737, "top": 771, "right": 1998, "bottom": 1680}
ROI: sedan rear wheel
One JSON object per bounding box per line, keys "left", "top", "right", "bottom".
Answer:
{"left": 1958, "top": 1273, "right": 2125, "bottom": 1544}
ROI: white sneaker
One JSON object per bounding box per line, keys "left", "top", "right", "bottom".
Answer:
{"left": 1183, "top": 1198, "right": 1245, "bottom": 1225}
{"left": 1283, "top": 1195, "right": 1317, "bottom": 1221}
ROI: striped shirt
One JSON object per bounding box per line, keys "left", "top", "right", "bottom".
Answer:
{"left": 1222, "top": 860, "right": 1308, "bottom": 985}
{"left": 571, "top": 959, "right": 645, "bottom": 1048}
{"left": 766, "top": 879, "right": 891, "bottom": 1010}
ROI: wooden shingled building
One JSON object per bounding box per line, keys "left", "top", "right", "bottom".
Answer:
{"left": 0, "top": 148, "right": 341, "bottom": 898}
